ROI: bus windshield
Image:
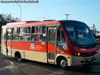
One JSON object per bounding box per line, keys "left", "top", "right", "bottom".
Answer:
{"left": 62, "top": 21, "right": 97, "bottom": 48}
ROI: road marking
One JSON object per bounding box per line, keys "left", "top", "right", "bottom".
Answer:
{"left": 9, "top": 61, "right": 14, "bottom": 65}
{"left": 49, "top": 70, "right": 66, "bottom": 75}
{"left": 0, "top": 60, "right": 15, "bottom": 72}
{"left": 0, "top": 65, "right": 15, "bottom": 71}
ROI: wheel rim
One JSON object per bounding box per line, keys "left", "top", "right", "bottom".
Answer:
{"left": 60, "top": 59, "right": 67, "bottom": 68}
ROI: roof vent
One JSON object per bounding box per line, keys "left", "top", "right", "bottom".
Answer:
{"left": 43, "top": 20, "right": 55, "bottom": 21}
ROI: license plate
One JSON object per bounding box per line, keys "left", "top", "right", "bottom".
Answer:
{"left": 86, "top": 58, "right": 92, "bottom": 62}
{"left": 85, "top": 57, "right": 95, "bottom": 63}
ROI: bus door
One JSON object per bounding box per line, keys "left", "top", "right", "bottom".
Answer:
{"left": 6, "top": 29, "right": 12, "bottom": 56}
{"left": 47, "top": 26, "right": 57, "bottom": 63}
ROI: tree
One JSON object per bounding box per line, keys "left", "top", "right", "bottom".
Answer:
{"left": 0, "top": 14, "right": 19, "bottom": 25}
{"left": 0, "top": 14, "right": 19, "bottom": 42}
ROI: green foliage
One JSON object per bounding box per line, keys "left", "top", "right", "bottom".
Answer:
{"left": 0, "top": 14, "right": 19, "bottom": 26}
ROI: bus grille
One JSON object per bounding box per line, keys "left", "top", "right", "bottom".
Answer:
{"left": 82, "top": 52, "right": 96, "bottom": 57}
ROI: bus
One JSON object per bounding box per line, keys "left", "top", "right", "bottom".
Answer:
{"left": 1, "top": 20, "right": 99, "bottom": 69}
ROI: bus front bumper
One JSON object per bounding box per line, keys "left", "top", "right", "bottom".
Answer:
{"left": 68, "top": 53, "right": 99, "bottom": 66}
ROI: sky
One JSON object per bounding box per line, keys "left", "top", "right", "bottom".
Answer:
{"left": 0, "top": 0, "right": 100, "bottom": 30}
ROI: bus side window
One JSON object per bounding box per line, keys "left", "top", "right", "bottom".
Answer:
{"left": 48, "top": 29, "right": 56, "bottom": 42}
{"left": 31, "top": 27, "right": 35, "bottom": 41}
{"left": 57, "top": 29, "right": 60, "bottom": 42}
{"left": 31, "top": 26, "right": 39, "bottom": 42}
{"left": 42, "top": 26, "right": 46, "bottom": 33}
{"left": 19, "top": 27, "right": 24, "bottom": 41}
{"left": 34, "top": 27, "right": 38, "bottom": 33}
{"left": 12, "top": 28, "right": 19, "bottom": 40}
{"left": 7, "top": 29, "right": 12, "bottom": 40}
{"left": 25, "top": 27, "right": 31, "bottom": 41}
{"left": 61, "top": 30, "right": 66, "bottom": 42}
{"left": 18, "top": 27, "right": 31, "bottom": 41}
{"left": 57, "top": 27, "right": 67, "bottom": 50}
{"left": 41, "top": 26, "right": 46, "bottom": 42}
{"left": 57, "top": 27, "right": 65, "bottom": 42}
{"left": 26, "top": 27, "right": 31, "bottom": 33}
{"left": 2, "top": 28, "right": 7, "bottom": 40}
{"left": 31, "top": 26, "right": 46, "bottom": 42}
{"left": 32, "top": 27, "right": 35, "bottom": 33}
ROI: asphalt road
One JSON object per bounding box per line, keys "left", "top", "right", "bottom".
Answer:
{"left": 0, "top": 49, "right": 100, "bottom": 75}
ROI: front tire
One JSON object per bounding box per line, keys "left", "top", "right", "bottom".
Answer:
{"left": 58, "top": 59, "right": 68, "bottom": 70}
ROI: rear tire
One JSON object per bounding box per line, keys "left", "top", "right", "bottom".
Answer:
{"left": 15, "top": 52, "right": 22, "bottom": 62}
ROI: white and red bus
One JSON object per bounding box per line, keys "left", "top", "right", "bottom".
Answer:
{"left": 1, "top": 20, "right": 99, "bottom": 69}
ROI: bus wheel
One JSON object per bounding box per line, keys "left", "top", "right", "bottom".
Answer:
{"left": 15, "top": 52, "right": 22, "bottom": 62}
{"left": 58, "top": 58, "right": 68, "bottom": 70}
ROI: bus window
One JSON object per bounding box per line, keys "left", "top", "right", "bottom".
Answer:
{"left": 42, "top": 26, "right": 46, "bottom": 42}
{"left": 19, "top": 27, "right": 24, "bottom": 41}
{"left": 31, "top": 34, "right": 34, "bottom": 42}
{"left": 12, "top": 28, "right": 19, "bottom": 40}
{"left": 32, "top": 27, "right": 35, "bottom": 33}
{"left": 18, "top": 27, "right": 31, "bottom": 41}
{"left": 48, "top": 29, "right": 56, "bottom": 42}
{"left": 31, "top": 26, "right": 46, "bottom": 42}
{"left": 27, "top": 27, "right": 31, "bottom": 33}
{"left": 17, "top": 28, "right": 20, "bottom": 34}
{"left": 2, "top": 28, "right": 6, "bottom": 40}
{"left": 34, "top": 27, "right": 38, "bottom": 33}
{"left": 32, "top": 34, "right": 46, "bottom": 42}
{"left": 57, "top": 27, "right": 67, "bottom": 50}
{"left": 42, "top": 26, "right": 46, "bottom": 33}
{"left": 38, "top": 26, "right": 42, "bottom": 33}
{"left": 20, "top": 27, "right": 24, "bottom": 34}
{"left": 7, "top": 29, "right": 12, "bottom": 40}
{"left": 24, "top": 27, "right": 31, "bottom": 41}
{"left": 23, "top": 27, "right": 31, "bottom": 33}
{"left": 34, "top": 34, "right": 40, "bottom": 41}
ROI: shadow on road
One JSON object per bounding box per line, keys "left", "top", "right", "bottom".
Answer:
{"left": 1, "top": 50, "right": 100, "bottom": 75}
{"left": 68, "top": 62, "right": 100, "bottom": 74}
{"left": 6, "top": 56, "right": 100, "bottom": 73}
{"left": 6, "top": 57, "right": 59, "bottom": 70}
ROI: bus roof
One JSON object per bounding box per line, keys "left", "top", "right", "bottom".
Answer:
{"left": 6, "top": 21, "right": 40, "bottom": 25}
{"left": 5, "top": 20, "right": 60, "bottom": 27}
{"left": 4, "top": 20, "right": 84, "bottom": 27}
